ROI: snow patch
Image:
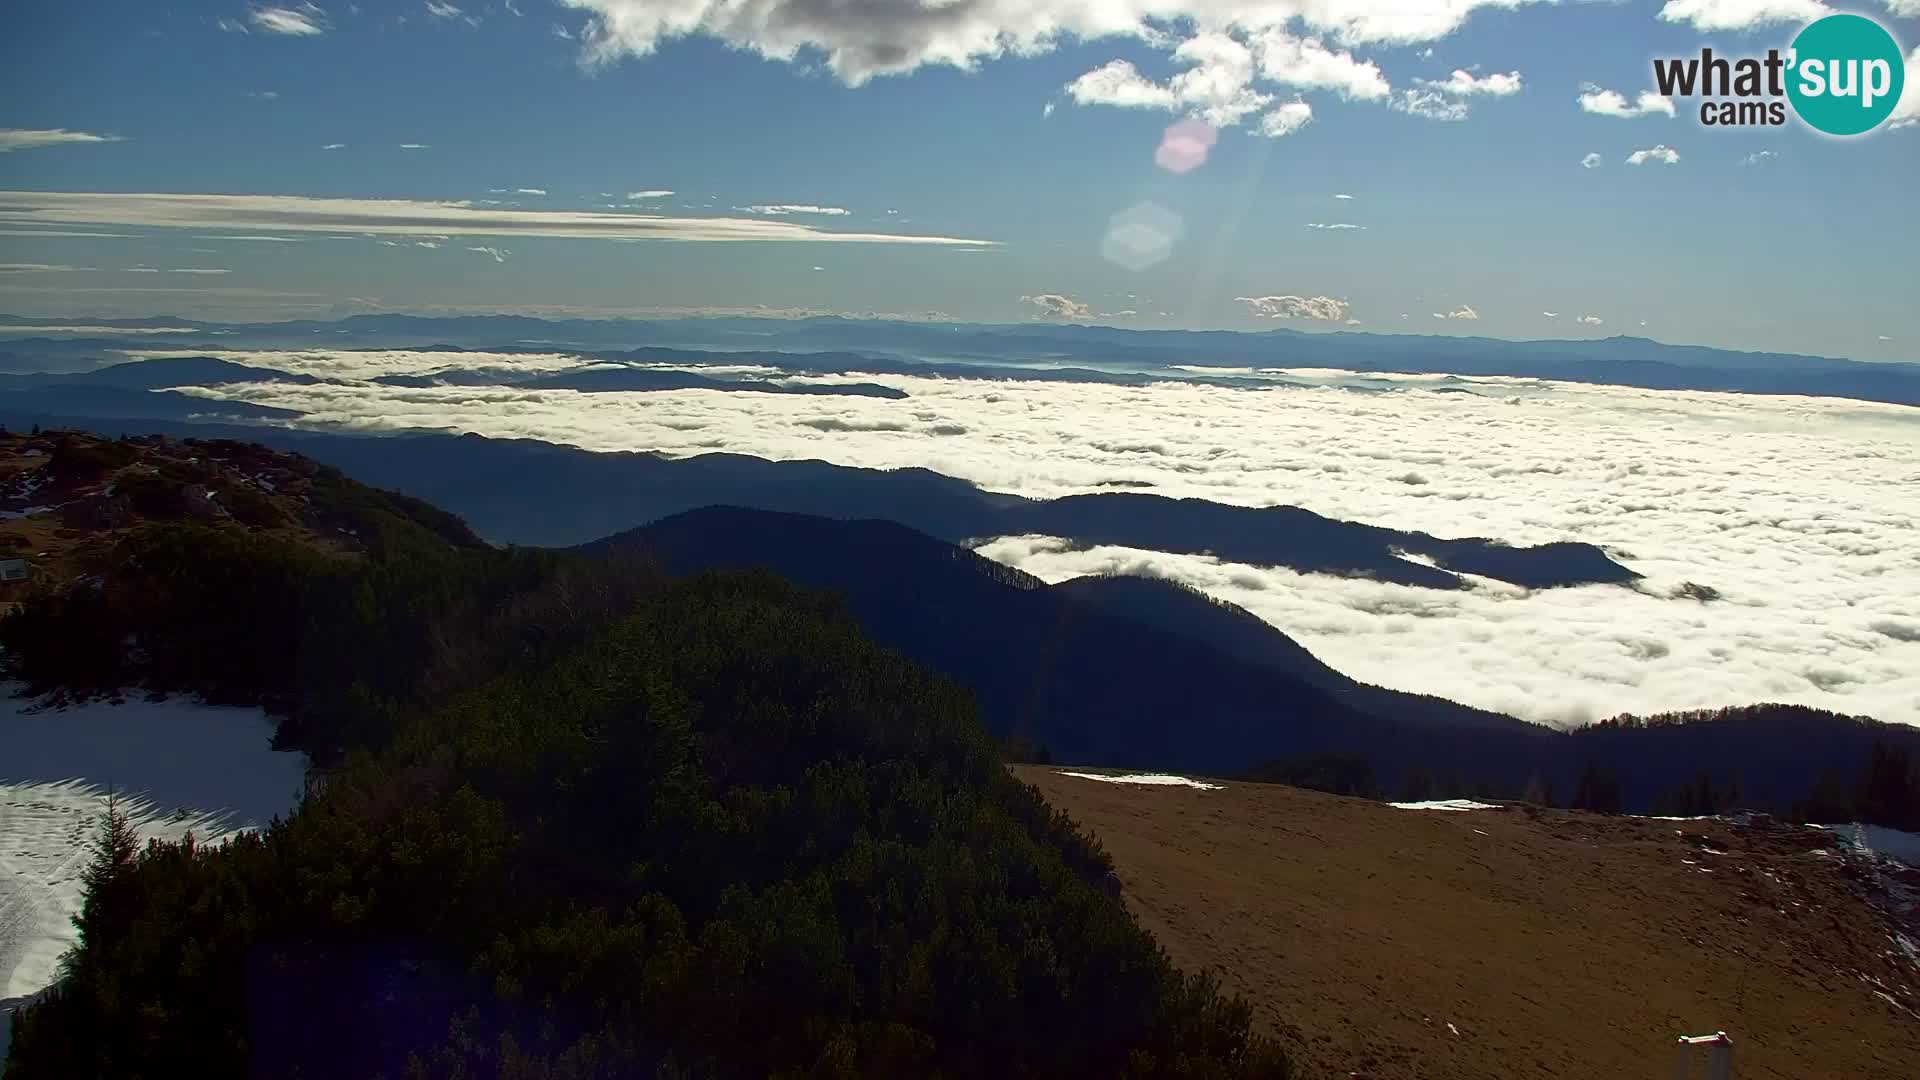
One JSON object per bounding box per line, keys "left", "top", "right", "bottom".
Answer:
{"left": 1, "top": 685, "right": 307, "bottom": 1044}
{"left": 1058, "top": 771, "right": 1224, "bottom": 790}
{"left": 1391, "top": 799, "right": 1501, "bottom": 812}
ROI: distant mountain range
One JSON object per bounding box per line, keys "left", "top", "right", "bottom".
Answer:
{"left": 588, "top": 505, "right": 1919, "bottom": 809}
{"left": 3, "top": 312, "right": 1916, "bottom": 405}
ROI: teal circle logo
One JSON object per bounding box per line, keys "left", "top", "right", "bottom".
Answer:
{"left": 1786, "top": 14, "right": 1905, "bottom": 136}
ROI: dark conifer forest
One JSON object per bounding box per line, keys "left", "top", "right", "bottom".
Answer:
{"left": 1, "top": 517, "right": 1286, "bottom": 1077}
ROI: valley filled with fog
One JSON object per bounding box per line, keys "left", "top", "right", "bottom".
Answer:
{"left": 160, "top": 350, "right": 1920, "bottom": 728}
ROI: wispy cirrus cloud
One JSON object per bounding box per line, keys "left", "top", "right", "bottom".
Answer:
{"left": 0, "top": 129, "right": 124, "bottom": 153}
{"left": 737, "top": 204, "right": 850, "bottom": 216}
{"left": 247, "top": 3, "right": 329, "bottom": 36}
{"left": 0, "top": 191, "right": 995, "bottom": 246}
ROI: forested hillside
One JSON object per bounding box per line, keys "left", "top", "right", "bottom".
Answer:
{"left": 2, "top": 435, "right": 1285, "bottom": 1077}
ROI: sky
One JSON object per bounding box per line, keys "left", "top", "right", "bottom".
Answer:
{"left": 1, "top": 0, "right": 1917, "bottom": 359}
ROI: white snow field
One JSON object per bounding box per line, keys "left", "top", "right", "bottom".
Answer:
{"left": 1, "top": 687, "right": 307, "bottom": 1058}
{"left": 1058, "top": 771, "right": 1225, "bottom": 790}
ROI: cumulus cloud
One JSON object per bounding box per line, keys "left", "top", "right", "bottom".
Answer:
{"left": 1579, "top": 85, "right": 1677, "bottom": 118}
{"left": 1542, "top": 311, "right": 1559, "bottom": 318}
{"left": 626, "top": 189, "right": 674, "bottom": 199}
{"left": 1250, "top": 30, "right": 1390, "bottom": 100}
{"left": 0, "top": 129, "right": 124, "bottom": 153}
{"left": 1577, "top": 314, "right": 1603, "bottom": 326}
{"left": 1415, "top": 68, "right": 1522, "bottom": 96}
{"left": 1236, "top": 294, "right": 1351, "bottom": 320}
{"left": 249, "top": 3, "right": 328, "bottom": 35}
{"left": 1259, "top": 100, "right": 1314, "bottom": 136}
{"left": 1893, "top": 47, "right": 1920, "bottom": 129}
{"left": 179, "top": 356, "right": 1920, "bottom": 727}
{"left": 1391, "top": 88, "right": 1470, "bottom": 121}
{"left": 1657, "top": 0, "right": 1830, "bottom": 31}
{"left": 0, "top": 191, "right": 993, "bottom": 245}
{"left": 1626, "top": 144, "right": 1681, "bottom": 165}
{"left": 559, "top": 0, "right": 1544, "bottom": 87}
{"left": 1021, "top": 293, "right": 1094, "bottom": 319}
{"left": 1434, "top": 305, "right": 1479, "bottom": 320}
{"left": 1066, "top": 33, "right": 1272, "bottom": 127}
{"left": 1580, "top": 152, "right": 1603, "bottom": 168}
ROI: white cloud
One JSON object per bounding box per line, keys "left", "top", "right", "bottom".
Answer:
{"left": 1739, "top": 149, "right": 1778, "bottom": 166}
{"left": 1577, "top": 314, "right": 1603, "bottom": 325}
{"left": 399, "top": 143, "right": 431, "bottom": 150}
{"left": 1392, "top": 88, "right": 1469, "bottom": 121}
{"left": 1235, "top": 294, "right": 1351, "bottom": 320}
{"left": 322, "top": 143, "right": 346, "bottom": 150}
{"left": 1580, "top": 151, "right": 1603, "bottom": 169}
{"left": 0, "top": 129, "right": 124, "bottom": 153}
{"left": 1333, "top": 193, "right": 1355, "bottom": 199}
{"left": 124, "top": 267, "right": 232, "bottom": 274}
{"left": 0, "top": 191, "right": 994, "bottom": 245}
{"left": 1250, "top": 30, "right": 1390, "bottom": 100}
{"left": 626, "top": 189, "right": 674, "bottom": 199}
{"left": 1259, "top": 100, "right": 1314, "bottom": 137}
{"left": 1893, "top": 47, "right": 1920, "bottom": 129}
{"left": 1626, "top": 144, "right": 1681, "bottom": 165}
{"left": 1657, "top": 0, "right": 1831, "bottom": 31}
{"left": 559, "top": 0, "right": 1547, "bottom": 87}
{"left": 1435, "top": 305, "right": 1479, "bottom": 319}
{"left": 1415, "top": 68, "right": 1523, "bottom": 96}
{"left": 467, "top": 245, "right": 510, "bottom": 262}
{"left": 0, "top": 263, "right": 93, "bottom": 273}
{"left": 514, "top": 187, "right": 548, "bottom": 195}
{"left": 1304, "top": 222, "right": 1364, "bottom": 230}
{"left": 1542, "top": 311, "right": 1558, "bottom": 317}
{"left": 249, "top": 3, "right": 328, "bottom": 36}
{"left": 1065, "top": 33, "right": 1272, "bottom": 128}
{"left": 177, "top": 360, "right": 1920, "bottom": 728}
{"left": 1021, "top": 293, "right": 1094, "bottom": 319}
{"left": 738, "top": 204, "right": 851, "bottom": 216}
{"left": 1578, "top": 86, "right": 1677, "bottom": 118}
{"left": 246, "top": 90, "right": 280, "bottom": 100}
{"left": 426, "top": 1, "right": 465, "bottom": 18}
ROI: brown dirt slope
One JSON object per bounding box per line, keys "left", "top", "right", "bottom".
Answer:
{"left": 1016, "top": 766, "right": 1919, "bottom": 1080}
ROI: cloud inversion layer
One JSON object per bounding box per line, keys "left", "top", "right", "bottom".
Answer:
{"left": 172, "top": 353, "right": 1920, "bottom": 728}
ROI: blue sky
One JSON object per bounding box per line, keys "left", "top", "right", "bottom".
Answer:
{"left": 1, "top": 0, "right": 1915, "bottom": 359}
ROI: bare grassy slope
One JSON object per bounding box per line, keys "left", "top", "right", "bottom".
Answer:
{"left": 1016, "top": 767, "right": 1918, "bottom": 1080}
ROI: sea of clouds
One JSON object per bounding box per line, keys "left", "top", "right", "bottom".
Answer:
{"left": 174, "top": 351, "right": 1920, "bottom": 728}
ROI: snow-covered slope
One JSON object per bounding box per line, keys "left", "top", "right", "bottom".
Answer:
{"left": 1, "top": 687, "right": 307, "bottom": 1058}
